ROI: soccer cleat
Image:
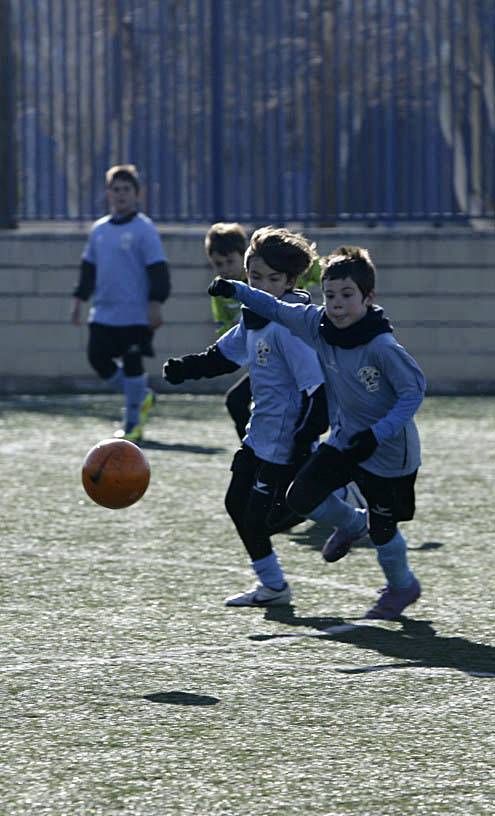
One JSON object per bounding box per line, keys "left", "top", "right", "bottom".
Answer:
{"left": 322, "top": 508, "right": 369, "bottom": 563}
{"left": 224, "top": 583, "right": 292, "bottom": 607}
{"left": 113, "top": 423, "right": 143, "bottom": 443}
{"left": 364, "top": 577, "right": 421, "bottom": 620}
{"left": 139, "top": 389, "right": 156, "bottom": 427}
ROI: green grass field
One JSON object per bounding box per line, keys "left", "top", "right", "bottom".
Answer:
{"left": 1, "top": 394, "right": 494, "bottom": 816}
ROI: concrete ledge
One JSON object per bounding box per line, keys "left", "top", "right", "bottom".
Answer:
{"left": 1, "top": 223, "right": 494, "bottom": 394}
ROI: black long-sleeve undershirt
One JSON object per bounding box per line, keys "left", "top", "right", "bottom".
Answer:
{"left": 73, "top": 259, "right": 171, "bottom": 303}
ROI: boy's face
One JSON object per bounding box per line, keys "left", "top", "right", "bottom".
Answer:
{"left": 323, "top": 275, "right": 373, "bottom": 328}
{"left": 107, "top": 180, "right": 138, "bottom": 217}
{"left": 247, "top": 257, "right": 293, "bottom": 298}
{"left": 208, "top": 251, "right": 244, "bottom": 281}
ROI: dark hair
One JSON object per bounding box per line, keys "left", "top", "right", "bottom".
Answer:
{"left": 321, "top": 245, "right": 375, "bottom": 298}
{"left": 205, "top": 222, "right": 248, "bottom": 257}
{"left": 105, "top": 164, "right": 140, "bottom": 193}
{"left": 245, "top": 226, "right": 314, "bottom": 283}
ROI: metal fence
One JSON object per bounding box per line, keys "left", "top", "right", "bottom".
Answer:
{"left": 7, "top": 0, "right": 495, "bottom": 223}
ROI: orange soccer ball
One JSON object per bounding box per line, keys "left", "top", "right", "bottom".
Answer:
{"left": 81, "top": 438, "right": 151, "bottom": 509}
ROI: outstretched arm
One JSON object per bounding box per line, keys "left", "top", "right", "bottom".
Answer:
{"left": 163, "top": 344, "right": 240, "bottom": 384}
{"left": 208, "top": 278, "right": 320, "bottom": 346}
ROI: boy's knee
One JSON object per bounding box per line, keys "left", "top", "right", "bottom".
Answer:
{"left": 87, "top": 347, "right": 115, "bottom": 379}
{"left": 286, "top": 478, "right": 316, "bottom": 517}
{"left": 369, "top": 512, "right": 397, "bottom": 546}
{"left": 123, "top": 349, "right": 144, "bottom": 377}
{"left": 286, "top": 444, "right": 350, "bottom": 517}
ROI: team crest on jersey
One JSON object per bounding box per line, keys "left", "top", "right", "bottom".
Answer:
{"left": 256, "top": 338, "right": 271, "bottom": 366}
{"left": 120, "top": 232, "right": 134, "bottom": 250}
{"left": 358, "top": 366, "right": 380, "bottom": 392}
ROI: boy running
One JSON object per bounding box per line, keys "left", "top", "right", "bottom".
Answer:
{"left": 71, "top": 164, "right": 170, "bottom": 442}
{"left": 164, "top": 227, "right": 329, "bottom": 607}
{"left": 209, "top": 245, "right": 426, "bottom": 620}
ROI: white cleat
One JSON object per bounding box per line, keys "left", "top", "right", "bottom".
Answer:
{"left": 224, "top": 583, "right": 292, "bottom": 607}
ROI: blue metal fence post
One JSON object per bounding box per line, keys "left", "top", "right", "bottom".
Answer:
{"left": 0, "top": 0, "right": 17, "bottom": 227}
{"left": 211, "top": 0, "right": 225, "bottom": 221}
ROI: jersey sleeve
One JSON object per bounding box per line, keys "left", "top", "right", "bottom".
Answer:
{"left": 142, "top": 222, "right": 166, "bottom": 265}
{"left": 216, "top": 322, "right": 249, "bottom": 367}
{"left": 371, "top": 338, "right": 427, "bottom": 442}
{"left": 278, "top": 328, "right": 324, "bottom": 392}
{"left": 232, "top": 281, "right": 321, "bottom": 347}
{"left": 81, "top": 227, "right": 97, "bottom": 264}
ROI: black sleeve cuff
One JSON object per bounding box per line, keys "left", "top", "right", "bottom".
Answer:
{"left": 147, "top": 261, "right": 171, "bottom": 302}
{"left": 73, "top": 260, "right": 96, "bottom": 300}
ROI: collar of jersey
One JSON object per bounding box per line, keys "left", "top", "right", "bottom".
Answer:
{"left": 319, "top": 305, "right": 393, "bottom": 348}
{"left": 109, "top": 211, "right": 138, "bottom": 225}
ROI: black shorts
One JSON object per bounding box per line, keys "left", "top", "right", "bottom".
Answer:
{"left": 286, "top": 442, "right": 417, "bottom": 523}
{"left": 229, "top": 444, "right": 300, "bottom": 534}
{"left": 353, "top": 466, "right": 417, "bottom": 522}
{"left": 89, "top": 323, "right": 155, "bottom": 359}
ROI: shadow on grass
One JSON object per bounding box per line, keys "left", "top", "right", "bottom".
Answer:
{"left": 288, "top": 523, "right": 445, "bottom": 554}
{"left": 141, "top": 440, "right": 226, "bottom": 455}
{"left": 249, "top": 607, "right": 495, "bottom": 677}
{"left": 143, "top": 691, "right": 219, "bottom": 706}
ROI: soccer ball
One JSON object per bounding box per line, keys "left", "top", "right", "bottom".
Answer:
{"left": 81, "top": 438, "right": 150, "bottom": 509}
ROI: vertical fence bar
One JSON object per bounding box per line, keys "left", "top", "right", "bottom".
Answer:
{"left": 158, "top": 0, "right": 167, "bottom": 219}
{"left": 0, "top": 0, "right": 17, "bottom": 225}
{"left": 46, "top": 0, "right": 54, "bottom": 217}
{"left": 198, "top": 0, "right": 208, "bottom": 220}
{"left": 304, "top": 0, "right": 313, "bottom": 220}
{"left": 448, "top": 0, "right": 457, "bottom": 217}
{"left": 433, "top": 0, "right": 442, "bottom": 221}
{"left": 405, "top": 0, "right": 414, "bottom": 218}
{"left": 211, "top": 0, "right": 224, "bottom": 220}
{"left": 332, "top": 2, "right": 341, "bottom": 221}
{"left": 32, "top": 1, "right": 41, "bottom": 216}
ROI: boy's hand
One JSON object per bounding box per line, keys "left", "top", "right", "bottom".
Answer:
{"left": 70, "top": 299, "right": 82, "bottom": 325}
{"left": 148, "top": 301, "right": 163, "bottom": 330}
{"left": 344, "top": 429, "right": 378, "bottom": 463}
{"left": 163, "top": 358, "right": 185, "bottom": 384}
{"left": 208, "top": 277, "right": 236, "bottom": 299}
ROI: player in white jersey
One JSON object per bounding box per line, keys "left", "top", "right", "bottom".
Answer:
{"left": 164, "top": 227, "right": 329, "bottom": 607}
{"left": 70, "top": 165, "right": 170, "bottom": 442}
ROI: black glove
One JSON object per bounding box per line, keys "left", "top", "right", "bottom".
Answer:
{"left": 344, "top": 429, "right": 378, "bottom": 463}
{"left": 208, "top": 276, "right": 236, "bottom": 298}
{"left": 163, "top": 357, "right": 185, "bottom": 384}
{"left": 291, "top": 440, "right": 314, "bottom": 471}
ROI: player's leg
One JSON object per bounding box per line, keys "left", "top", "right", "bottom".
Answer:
{"left": 224, "top": 448, "right": 291, "bottom": 606}
{"left": 117, "top": 327, "right": 155, "bottom": 442}
{"left": 355, "top": 469, "right": 421, "bottom": 620}
{"left": 286, "top": 444, "right": 368, "bottom": 553}
{"left": 135, "top": 325, "right": 157, "bottom": 427}
{"left": 225, "top": 373, "right": 251, "bottom": 440}
{"left": 87, "top": 323, "right": 125, "bottom": 391}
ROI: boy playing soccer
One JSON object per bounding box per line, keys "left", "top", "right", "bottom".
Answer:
{"left": 164, "top": 227, "right": 329, "bottom": 607}
{"left": 209, "top": 245, "right": 426, "bottom": 620}
{"left": 204, "top": 222, "right": 252, "bottom": 440}
{"left": 71, "top": 164, "right": 170, "bottom": 442}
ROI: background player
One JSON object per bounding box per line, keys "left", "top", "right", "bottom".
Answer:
{"left": 70, "top": 164, "right": 170, "bottom": 442}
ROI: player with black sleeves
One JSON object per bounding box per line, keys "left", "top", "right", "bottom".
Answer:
{"left": 71, "top": 164, "right": 170, "bottom": 442}
{"left": 208, "top": 245, "right": 426, "bottom": 620}
{"left": 164, "top": 227, "right": 329, "bottom": 607}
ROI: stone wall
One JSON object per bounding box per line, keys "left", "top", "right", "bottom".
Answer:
{"left": 0, "top": 224, "right": 494, "bottom": 394}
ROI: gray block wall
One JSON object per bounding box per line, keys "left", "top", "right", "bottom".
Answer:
{"left": 0, "top": 224, "right": 494, "bottom": 394}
